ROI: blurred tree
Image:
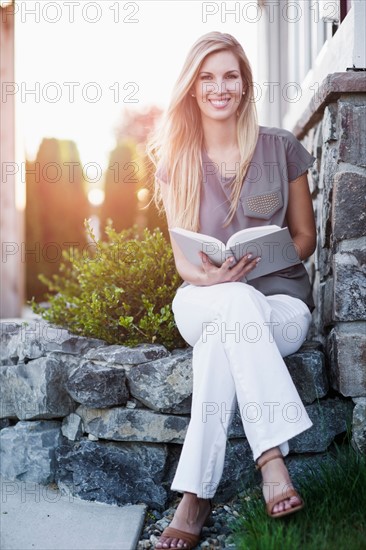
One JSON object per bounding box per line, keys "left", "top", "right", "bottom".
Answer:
{"left": 25, "top": 138, "right": 90, "bottom": 302}
{"left": 99, "top": 138, "right": 139, "bottom": 237}
{"left": 112, "top": 106, "right": 168, "bottom": 239}
{"left": 114, "top": 105, "right": 162, "bottom": 146}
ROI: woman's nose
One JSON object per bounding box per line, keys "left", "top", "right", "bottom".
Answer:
{"left": 208, "top": 80, "right": 229, "bottom": 94}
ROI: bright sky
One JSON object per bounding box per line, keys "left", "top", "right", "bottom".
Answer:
{"left": 14, "top": 0, "right": 259, "bottom": 171}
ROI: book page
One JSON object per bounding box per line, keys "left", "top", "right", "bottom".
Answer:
{"left": 226, "top": 225, "right": 280, "bottom": 249}
{"left": 169, "top": 228, "right": 227, "bottom": 267}
{"left": 228, "top": 227, "right": 301, "bottom": 280}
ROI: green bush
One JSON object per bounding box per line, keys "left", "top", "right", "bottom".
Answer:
{"left": 30, "top": 220, "right": 187, "bottom": 350}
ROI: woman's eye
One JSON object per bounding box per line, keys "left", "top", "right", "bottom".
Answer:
{"left": 199, "top": 74, "right": 238, "bottom": 80}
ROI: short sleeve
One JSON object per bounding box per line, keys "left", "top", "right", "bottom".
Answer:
{"left": 285, "top": 132, "right": 316, "bottom": 182}
{"left": 155, "top": 163, "right": 168, "bottom": 183}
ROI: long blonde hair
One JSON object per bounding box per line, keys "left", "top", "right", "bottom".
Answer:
{"left": 146, "top": 31, "right": 259, "bottom": 231}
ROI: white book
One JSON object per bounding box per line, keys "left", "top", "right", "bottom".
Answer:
{"left": 169, "top": 225, "right": 301, "bottom": 281}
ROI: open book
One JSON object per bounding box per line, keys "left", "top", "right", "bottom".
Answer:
{"left": 169, "top": 225, "right": 301, "bottom": 281}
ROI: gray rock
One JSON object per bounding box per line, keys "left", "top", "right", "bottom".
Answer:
{"left": 126, "top": 349, "right": 193, "bottom": 414}
{"left": 290, "top": 398, "right": 354, "bottom": 453}
{"left": 332, "top": 172, "right": 366, "bottom": 242}
{"left": 286, "top": 451, "right": 337, "bottom": 482}
{"left": 320, "top": 278, "right": 334, "bottom": 328}
{"left": 77, "top": 406, "right": 190, "bottom": 443}
{"left": 61, "top": 413, "right": 84, "bottom": 441}
{"left": 319, "top": 142, "right": 338, "bottom": 248}
{"left": 215, "top": 439, "right": 255, "bottom": 502}
{"left": 66, "top": 361, "right": 129, "bottom": 408}
{"left": 338, "top": 103, "right": 366, "bottom": 168}
{"left": 0, "top": 321, "right": 22, "bottom": 365}
{"left": 0, "top": 319, "right": 107, "bottom": 365}
{"left": 322, "top": 103, "right": 338, "bottom": 143}
{"left": 0, "top": 355, "right": 78, "bottom": 420}
{"left": 317, "top": 244, "right": 332, "bottom": 281}
{"left": 84, "top": 343, "right": 170, "bottom": 366}
{"left": 327, "top": 322, "right": 366, "bottom": 396}
{"left": 314, "top": 121, "right": 323, "bottom": 177}
{"left": 227, "top": 407, "right": 246, "bottom": 439}
{"left": 0, "top": 418, "right": 11, "bottom": 430}
{"left": 0, "top": 420, "right": 62, "bottom": 483}
{"left": 55, "top": 439, "right": 168, "bottom": 510}
{"left": 333, "top": 248, "right": 366, "bottom": 322}
{"left": 0, "top": 365, "right": 17, "bottom": 418}
{"left": 308, "top": 165, "right": 318, "bottom": 194}
{"left": 228, "top": 394, "right": 352, "bottom": 453}
{"left": 351, "top": 397, "right": 366, "bottom": 454}
{"left": 170, "top": 347, "right": 190, "bottom": 356}
{"left": 284, "top": 343, "right": 329, "bottom": 404}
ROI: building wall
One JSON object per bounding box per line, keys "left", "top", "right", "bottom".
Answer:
{"left": 256, "top": 0, "right": 364, "bottom": 129}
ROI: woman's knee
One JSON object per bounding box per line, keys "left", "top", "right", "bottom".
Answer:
{"left": 272, "top": 312, "right": 311, "bottom": 357}
{"left": 171, "top": 282, "right": 269, "bottom": 346}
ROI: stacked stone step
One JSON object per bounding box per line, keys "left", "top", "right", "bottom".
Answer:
{"left": 0, "top": 319, "right": 358, "bottom": 510}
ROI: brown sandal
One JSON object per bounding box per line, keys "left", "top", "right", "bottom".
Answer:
{"left": 154, "top": 499, "right": 212, "bottom": 549}
{"left": 154, "top": 527, "right": 200, "bottom": 549}
{"left": 256, "top": 449, "right": 304, "bottom": 518}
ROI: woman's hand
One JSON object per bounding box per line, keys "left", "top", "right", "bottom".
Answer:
{"left": 198, "top": 251, "right": 261, "bottom": 285}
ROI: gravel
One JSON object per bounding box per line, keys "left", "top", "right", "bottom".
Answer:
{"left": 137, "top": 494, "right": 247, "bottom": 549}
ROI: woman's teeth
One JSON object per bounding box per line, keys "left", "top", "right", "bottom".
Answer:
{"left": 209, "top": 98, "right": 231, "bottom": 107}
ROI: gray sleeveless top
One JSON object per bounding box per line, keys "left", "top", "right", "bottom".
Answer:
{"left": 156, "top": 125, "right": 316, "bottom": 312}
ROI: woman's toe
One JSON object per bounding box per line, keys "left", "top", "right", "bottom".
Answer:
{"left": 273, "top": 499, "right": 286, "bottom": 514}
{"left": 285, "top": 499, "right": 293, "bottom": 510}
{"left": 289, "top": 495, "right": 301, "bottom": 507}
{"left": 156, "top": 537, "right": 170, "bottom": 549}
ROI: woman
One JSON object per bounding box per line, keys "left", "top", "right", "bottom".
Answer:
{"left": 146, "top": 31, "right": 316, "bottom": 550}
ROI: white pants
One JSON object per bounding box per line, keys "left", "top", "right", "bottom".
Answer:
{"left": 170, "top": 281, "right": 313, "bottom": 499}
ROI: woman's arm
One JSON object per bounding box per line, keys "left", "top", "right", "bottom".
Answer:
{"left": 157, "top": 178, "right": 259, "bottom": 285}
{"left": 286, "top": 173, "right": 316, "bottom": 261}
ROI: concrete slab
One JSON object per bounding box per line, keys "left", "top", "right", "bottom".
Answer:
{"left": 0, "top": 476, "right": 146, "bottom": 550}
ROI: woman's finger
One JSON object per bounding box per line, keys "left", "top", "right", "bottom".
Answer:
{"left": 234, "top": 257, "right": 261, "bottom": 281}
{"left": 225, "top": 254, "right": 253, "bottom": 272}
{"left": 199, "top": 251, "right": 210, "bottom": 266}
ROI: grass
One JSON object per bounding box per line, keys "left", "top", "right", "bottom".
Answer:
{"left": 230, "top": 444, "right": 366, "bottom": 550}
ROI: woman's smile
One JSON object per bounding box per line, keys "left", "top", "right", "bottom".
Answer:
{"left": 208, "top": 97, "right": 232, "bottom": 109}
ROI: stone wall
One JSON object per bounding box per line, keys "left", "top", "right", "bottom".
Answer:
{"left": 1, "top": 75, "right": 364, "bottom": 512}
{"left": 0, "top": 318, "right": 356, "bottom": 510}
{"left": 295, "top": 72, "right": 366, "bottom": 455}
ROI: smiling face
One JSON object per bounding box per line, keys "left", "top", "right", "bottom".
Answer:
{"left": 192, "top": 49, "right": 244, "bottom": 122}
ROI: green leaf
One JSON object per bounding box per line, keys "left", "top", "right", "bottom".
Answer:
{"left": 31, "top": 222, "right": 186, "bottom": 350}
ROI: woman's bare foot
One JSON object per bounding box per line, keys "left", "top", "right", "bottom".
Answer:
{"left": 155, "top": 492, "right": 211, "bottom": 549}
{"left": 257, "top": 447, "right": 302, "bottom": 515}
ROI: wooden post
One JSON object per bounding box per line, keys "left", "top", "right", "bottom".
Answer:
{"left": 0, "top": 1, "right": 25, "bottom": 318}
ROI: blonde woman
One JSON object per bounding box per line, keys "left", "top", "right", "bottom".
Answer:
{"left": 147, "top": 31, "right": 316, "bottom": 550}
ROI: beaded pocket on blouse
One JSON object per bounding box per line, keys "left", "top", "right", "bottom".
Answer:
{"left": 241, "top": 188, "right": 283, "bottom": 220}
